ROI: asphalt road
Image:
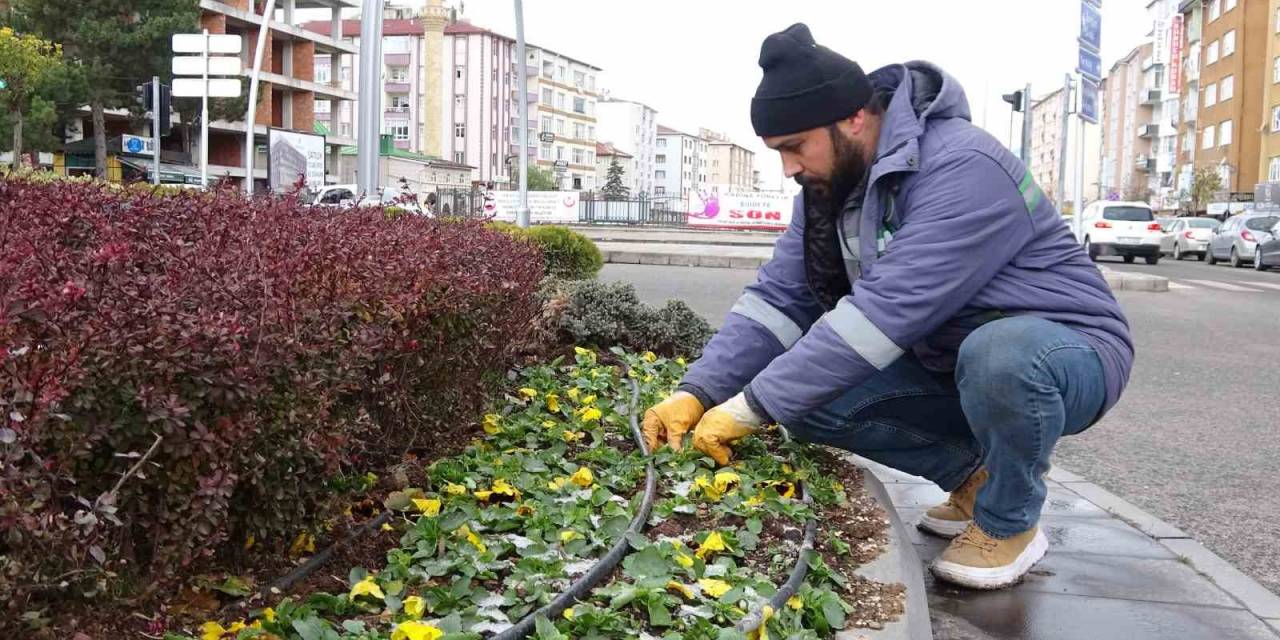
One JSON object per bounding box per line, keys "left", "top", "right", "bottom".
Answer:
{"left": 601, "top": 258, "right": 1280, "bottom": 594}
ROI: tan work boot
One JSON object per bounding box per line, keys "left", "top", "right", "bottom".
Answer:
{"left": 930, "top": 522, "right": 1048, "bottom": 589}
{"left": 917, "top": 467, "right": 988, "bottom": 538}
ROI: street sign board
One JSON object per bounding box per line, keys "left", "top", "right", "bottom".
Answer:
{"left": 1080, "top": 78, "right": 1099, "bottom": 124}
{"left": 1079, "top": 1, "right": 1102, "bottom": 52}
{"left": 1077, "top": 48, "right": 1102, "bottom": 82}
{"left": 553, "top": 159, "right": 569, "bottom": 169}
{"left": 538, "top": 132, "right": 555, "bottom": 143}
{"left": 172, "top": 33, "right": 242, "bottom": 54}
{"left": 173, "top": 78, "right": 242, "bottom": 98}
{"left": 122, "top": 134, "right": 156, "bottom": 156}
{"left": 173, "top": 55, "right": 242, "bottom": 76}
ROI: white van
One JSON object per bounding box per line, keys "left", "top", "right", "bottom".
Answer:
{"left": 1076, "top": 200, "right": 1163, "bottom": 264}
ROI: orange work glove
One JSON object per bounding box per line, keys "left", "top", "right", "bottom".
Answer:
{"left": 641, "top": 391, "right": 705, "bottom": 453}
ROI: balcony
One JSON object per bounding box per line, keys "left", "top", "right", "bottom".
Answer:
{"left": 1141, "top": 89, "right": 1162, "bottom": 105}
{"left": 1135, "top": 155, "right": 1156, "bottom": 172}
{"left": 511, "top": 89, "right": 537, "bottom": 103}
{"left": 1139, "top": 123, "right": 1161, "bottom": 138}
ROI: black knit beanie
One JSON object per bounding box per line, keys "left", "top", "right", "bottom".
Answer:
{"left": 750, "top": 23, "right": 873, "bottom": 137}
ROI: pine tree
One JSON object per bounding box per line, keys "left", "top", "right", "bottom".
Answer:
{"left": 601, "top": 157, "right": 629, "bottom": 200}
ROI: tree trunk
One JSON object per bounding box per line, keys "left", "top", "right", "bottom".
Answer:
{"left": 91, "top": 99, "right": 108, "bottom": 180}
{"left": 10, "top": 108, "right": 22, "bottom": 171}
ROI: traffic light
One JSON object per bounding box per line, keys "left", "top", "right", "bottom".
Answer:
{"left": 1002, "top": 90, "right": 1025, "bottom": 113}
{"left": 136, "top": 82, "right": 173, "bottom": 136}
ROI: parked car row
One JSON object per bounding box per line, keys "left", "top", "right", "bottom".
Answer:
{"left": 1075, "top": 201, "right": 1280, "bottom": 271}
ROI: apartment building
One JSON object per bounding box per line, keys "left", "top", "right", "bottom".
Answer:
{"left": 528, "top": 45, "right": 603, "bottom": 191}
{"left": 1258, "top": 0, "right": 1280, "bottom": 183}
{"left": 654, "top": 125, "right": 706, "bottom": 200}
{"left": 700, "top": 128, "right": 757, "bottom": 193}
{"left": 199, "top": 0, "right": 357, "bottom": 189}
{"left": 1101, "top": 44, "right": 1158, "bottom": 200}
{"left": 1195, "top": 0, "right": 1267, "bottom": 194}
{"left": 596, "top": 97, "right": 658, "bottom": 196}
{"left": 1028, "top": 87, "right": 1103, "bottom": 210}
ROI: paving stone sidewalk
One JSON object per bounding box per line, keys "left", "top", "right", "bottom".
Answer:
{"left": 851, "top": 456, "right": 1280, "bottom": 639}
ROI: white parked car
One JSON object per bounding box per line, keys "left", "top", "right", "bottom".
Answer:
{"left": 1160, "top": 217, "right": 1220, "bottom": 261}
{"left": 1076, "top": 201, "right": 1164, "bottom": 264}
{"left": 304, "top": 184, "right": 360, "bottom": 207}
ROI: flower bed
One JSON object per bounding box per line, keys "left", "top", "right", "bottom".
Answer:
{"left": 178, "top": 349, "right": 903, "bottom": 640}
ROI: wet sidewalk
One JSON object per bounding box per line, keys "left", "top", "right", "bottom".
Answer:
{"left": 852, "top": 456, "right": 1280, "bottom": 639}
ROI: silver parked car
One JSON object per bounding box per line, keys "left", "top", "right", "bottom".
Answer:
{"left": 1254, "top": 218, "right": 1280, "bottom": 271}
{"left": 1161, "top": 217, "right": 1220, "bottom": 261}
{"left": 1207, "top": 213, "right": 1280, "bottom": 268}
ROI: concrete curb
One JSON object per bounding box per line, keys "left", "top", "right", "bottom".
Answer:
{"left": 1098, "top": 267, "right": 1170, "bottom": 292}
{"left": 1050, "top": 466, "right": 1280, "bottom": 623}
{"left": 599, "top": 248, "right": 768, "bottom": 269}
{"left": 837, "top": 457, "right": 934, "bottom": 640}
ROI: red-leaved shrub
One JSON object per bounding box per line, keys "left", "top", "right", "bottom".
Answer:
{"left": 0, "top": 176, "right": 541, "bottom": 612}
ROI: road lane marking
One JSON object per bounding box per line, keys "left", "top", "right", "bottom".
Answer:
{"left": 1167, "top": 281, "right": 1197, "bottom": 290}
{"left": 1244, "top": 281, "right": 1280, "bottom": 291}
{"left": 1183, "top": 279, "right": 1265, "bottom": 293}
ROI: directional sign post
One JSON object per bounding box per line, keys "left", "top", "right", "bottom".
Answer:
{"left": 1080, "top": 77, "right": 1099, "bottom": 124}
{"left": 172, "top": 31, "right": 243, "bottom": 188}
{"left": 1074, "top": 0, "right": 1102, "bottom": 239}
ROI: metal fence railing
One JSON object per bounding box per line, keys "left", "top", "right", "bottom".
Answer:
{"left": 578, "top": 194, "right": 688, "bottom": 227}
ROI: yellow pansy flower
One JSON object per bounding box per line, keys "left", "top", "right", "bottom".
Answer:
{"left": 642, "top": 351, "right": 657, "bottom": 362}
{"left": 260, "top": 607, "right": 276, "bottom": 622}
{"left": 443, "top": 482, "right": 467, "bottom": 496}
{"left": 518, "top": 387, "right": 538, "bottom": 399}
{"left": 787, "top": 595, "right": 803, "bottom": 610}
{"left": 546, "top": 393, "right": 560, "bottom": 413}
{"left": 542, "top": 419, "right": 556, "bottom": 428}
{"left": 199, "top": 621, "right": 226, "bottom": 640}
{"left": 744, "top": 494, "right": 765, "bottom": 507}
{"left": 674, "top": 551, "right": 695, "bottom": 568}
{"left": 695, "top": 531, "right": 727, "bottom": 559}
{"left": 482, "top": 413, "right": 502, "bottom": 434}
{"left": 698, "top": 578, "right": 732, "bottom": 598}
{"left": 574, "top": 346, "right": 592, "bottom": 357}
{"left": 381, "top": 522, "right": 394, "bottom": 532}
{"left": 563, "top": 606, "right": 576, "bottom": 620}
{"left": 456, "top": 524, "right": 487, "bottom": 554}
{"left": 570, "top": 466, "right": 595, "bottom": 488}
{"left": 749, "top": 605, "right": 775, "bottom": 640}
{"left": 560, "top": 530, "right": 582, "bottom": 543}
{"left": 562, "top": 429, "right": 585, "bottom": 442}
{"left": 411, "top": 498, "right": 441, "bottom": 516}
{"left": 666, "top": 580, "right": 695, "bottom": 599}
{"left": 581, "top": 394, "right": 597, "bottom": 405}
{"left": 391, "top": 620, "right": 444, "bottom": 640}
{"left": 676, "top": 356, "right": 687, "bottom": 366}
{"left": 548, "top": 476, "right": 568, "bottom": 491}
{"left": 516, "top": 502, "right": 535, "bottom": 517}
{"left": 403, "top": 595, "right": 427, "bottom": 618}
{"left": 349, "top": 576, "right": 386, "bottom": 600}
{"left": 580, "top": 407, "right": 602, "bottom": 422}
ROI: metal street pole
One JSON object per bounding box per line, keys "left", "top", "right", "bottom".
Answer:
{"left": 152, "top": 76, "right": 162, "bottom": 186}
{"left": 201, "top": 30, "right": 212, "bottom": 188}
{"left": 1021, "top": 82, "right": 1033, "bottom": 167}
{"left": 1056, "top": 74, "right": 1072, "bottom": 212}
{"left": 356, "top": 3, "right": 384, "bottom": 198}
{"left": 514, "top": 0, "right": 531, "bottom": 228}
{"left": 1075, "top": 84, "right": 1087, "bottom": 240}
{"left": 244, "top": 1, "right": 277, "bottom": 194}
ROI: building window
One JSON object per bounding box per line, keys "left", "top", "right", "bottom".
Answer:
{"left": 1209, "top": 0, "right": 1221, "bottom": 21}
{"left": 1220, "top": 120, "right": 1233, "bottom": 146}
{"left": 573, "top": 70, "right": 585, "bottom": 86}
{"left": 1272, "top": 106, "right": 1280, "bottom": 132}
{"left": 389, "top": 95, "right": 411, "bottom": 111}
{"left": 555, "top": 118, "right": 565, "bottom": 134}
{"left": 1225, "top": 0, "right": 1237, "bottom": 11}
{"left": 340, "top": 122, "right": 352, "bottom": 137}
{"left": 390, "top": 124, "right": 410, "bottom": 141}
{"left": 454, "top": 151, "right": 465, "bottom": 163}
{"left": 557, "top": 65, "right": 566, "bottom": 80}
{"left": 1207, "top": 40, "right": 1219, "bottom": 65}
{"left": 388, "top": 66, "right": 408, "bottom": 83}
{"left": 383, "top": 36, "right": 411, "bottom": 54}
{"left": 656, "top": 170, "right": 666, "bottom": 179}
{"left": 1270, "top": 157, "right": 1280, "bottom": 182}
{"left": 655, "top": 154, "right": 666, "bottom": 164}
{"left": 316, "top": 65, "right": 331, "bottom": 83}
{"left": 572, "top": 148, "right": 584, "bottom": 165}
{"left": 574, "top": 123, "right": 585, "bottom": 139}
{"left": 542, "top": 60, "right": 553, "bottom": 78}
{"left": 454, "top": 123, "right": 465, "bottom": 138}
{"left": 1203, "top": 125, "right": 1216, "bottom": 149}
{"left": 555, "top": 145, "right": 564, "bottom": 160}
{"left": 1223, "top": 30, "right": 1236, "bottom": 57}
{"left": 586, "top": 151, "right": 594, "bottom": 164}
{"left": 1276, "top": 6, "right": 1280, "bottom": 32}
{"left": 542, "top": 87, "right": 553, "bottom": 104}
{"left": 1205, "top": 83, "right": 1217, "bottom": 107}
{"left": 1220, "top": 75, "right": 1234, "bottom": 101}
{"left": 657, "top": 138, "right": 666, "bottom": 148}
{"left": 541, "top": 115, "right": 552, "bottom": 132}
{"left": 573, "top": 97, "right": 585, "bottom": 114}
{"left": 556, "top": 93, "right": 566, "bottom": 110}
{"left": 588, "top": 74, "right": 596, "bottom": 91}
{"left": 588, "top": 126, "right": 594, "bottom": 139}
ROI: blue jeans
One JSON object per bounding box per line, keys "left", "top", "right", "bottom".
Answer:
{"left": 786, "top": 316, "right": 1106, "bottom": 538}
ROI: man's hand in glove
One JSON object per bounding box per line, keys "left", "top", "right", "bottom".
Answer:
{"left": 641, "top": 391, "right": 705, "bottom": 453}
{"left": 692, "top": 392, "right": 764, "bottom": 467}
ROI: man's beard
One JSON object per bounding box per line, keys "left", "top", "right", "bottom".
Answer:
{"left": 797, "top": 127, "right": 869, "bottom": 215}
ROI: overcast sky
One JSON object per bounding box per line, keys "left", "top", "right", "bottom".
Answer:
{"left": 309, "top": 1, "right": 1151, "bottom": 190}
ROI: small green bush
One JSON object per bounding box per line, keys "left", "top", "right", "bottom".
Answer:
{"left": 547, "top": 280, "right": 712, "bottom": 358}
{"left": 490, "top": 223, "right": 603, "bottom": 280}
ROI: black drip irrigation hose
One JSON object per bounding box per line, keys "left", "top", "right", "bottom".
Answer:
{"left": 734, "top": 428, "right": 818, "bottom": 635}
{"left": 492, "top": 375, "right": 657, "bottom": 639}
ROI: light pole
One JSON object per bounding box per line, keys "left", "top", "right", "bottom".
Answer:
{"left": 356, "top": 1, "right": 385, "bottom": 198}
{"left": 514, "top": 0, "right": 531, "bottom": 228}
